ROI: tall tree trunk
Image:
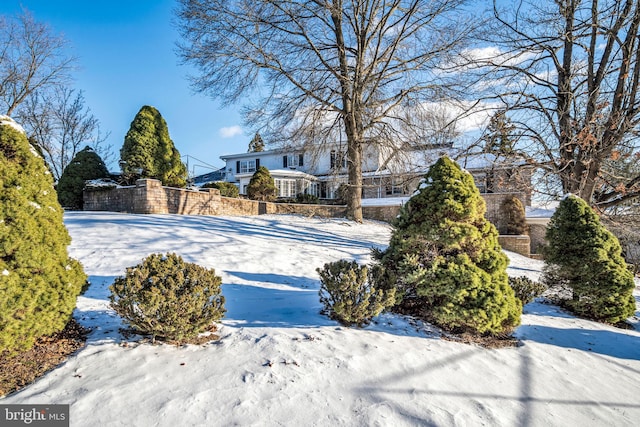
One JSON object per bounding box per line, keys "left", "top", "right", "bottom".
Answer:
{"left": 332, "top": 0, "right": 364, "bottom": 222}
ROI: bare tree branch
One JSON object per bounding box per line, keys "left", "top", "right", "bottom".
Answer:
{"left": 0, "top": 11, "right": 76, "bottom": 116}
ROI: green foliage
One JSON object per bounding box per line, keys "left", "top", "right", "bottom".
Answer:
{"left": 375, "top": 156, "right": 521, "bottom": 335}
{"left": 501, "top": 195, "right": 527, "bottom": 235}
{"left": 109, "top": 253, "right": 225, "bottom": 343}
{"left": 482, "top": 110, "right": 516, "bottom": 155}
{"left": 248, "top": 132, "right": 265, "bottom": 152}
{"left": 295, "top": 193, "right": 319, "bottom": 204}
{"left": 317, "top": 260, "right": 396, "bottom": 326}
{"left": 509, "top": 276, "right": 547, "bottom": 305}
{"left": 57, "top": 146, "right": 110, "bottom": 209}
{"left": 120, "top": 106, "right": 187, "bottom": 187}
{"left": 0, "top": 117, "right": 87, "bottom": 354}
{"left": 247, "top": 166, "right": 277, "bottom": 201}
{"left": 543, "top": 195, "right": 636, "bottom": 324}
{"left": 201, "top": 181, "right": 239, "bottom": 198}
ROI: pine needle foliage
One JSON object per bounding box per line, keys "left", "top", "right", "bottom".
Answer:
{"left": 109, "top": 253, "right": 226, "bottom": 343}
{"left": 0, "top": 117, "right": 86, "bottom": 354}
{"left": 120, "top": 105, "right": 187, "bottom": 187}
{"left": 247, "top": 166, "right": 277, "bottom": 201}
{"left": 508, "top": 276, "right": 547, "bottom": 305}
{"left": 501, "top": 195, "right": 527, "bottom": 235}
{"left": 543, "top": 195, "right": 636, "bottom": 324}
{"left": 317, "top": 260, "right": 395, "bottom": 326}
{"left": 57, "top": 146, "right": 110, "bottom": 209}
{"left": 375, "top": 156, "right": 521, "bottom": 335}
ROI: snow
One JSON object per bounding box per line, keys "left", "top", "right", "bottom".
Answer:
{"left": 2, "top": 212, "right": 639, "bottom": 426}
{"left": 0, "top": 115, "right": 26, "bottom": 134}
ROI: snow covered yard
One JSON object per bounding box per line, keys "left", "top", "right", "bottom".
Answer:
{"left": 3, "top": 212, "right": 639, "bottom": 426}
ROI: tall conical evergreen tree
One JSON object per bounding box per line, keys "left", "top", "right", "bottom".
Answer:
{"left": 0, "top": 116, "right": 87, "bottom": 354}
{"left": 543, "top": 195, "right": 636, "bottom": 324}
{"left": 120, "top": 105, "right": 187, "bottom": 187}
{"left": 376, "top": 156, "right": 521, "bottom": 335}
{"left": 247, "top": 166, "right": 277, "bottom": 201}
{"left": 57, "top": 146, "right": 110, "bottom": 209}
{"left": 248, "top": 132, "right": 265, "bottom": 152}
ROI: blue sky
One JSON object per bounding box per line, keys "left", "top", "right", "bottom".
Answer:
{"left": 0, "top": 0, "right": 246, "bottom": 175}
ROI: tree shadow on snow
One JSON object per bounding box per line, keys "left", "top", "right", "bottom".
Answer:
{"left": 516, "top": 324, "right": 640, "bottom": 360}
{"left": 225, "top": 270, "right": 317, "bottom": 290}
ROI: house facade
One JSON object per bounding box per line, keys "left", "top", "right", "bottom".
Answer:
{"left": 217, "top": 144, "right": 532, "bottom": 204}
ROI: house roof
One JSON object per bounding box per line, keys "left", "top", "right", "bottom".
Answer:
{"left": 220, "top": 148, "right": 291, "bottom": 161}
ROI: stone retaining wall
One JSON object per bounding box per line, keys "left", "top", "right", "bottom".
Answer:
{"left": 84, "top": 179, "right": 536, "bottom": 256}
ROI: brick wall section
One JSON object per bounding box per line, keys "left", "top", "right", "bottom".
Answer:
{"left": 527, "top": 223, "right": 548, "bottom": 256}
{"left": 84, "top": 179, "right": 524, "bottom": 224}
{"left": 498, "top": 235, "right": 531, "bottom": 257}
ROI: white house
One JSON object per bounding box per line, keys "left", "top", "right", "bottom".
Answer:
{"left": 218, "top": 143, "right": 532, "bottom": 202}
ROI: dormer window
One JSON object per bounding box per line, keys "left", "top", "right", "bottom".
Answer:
{"left": 283, "top": 153, "right": 304, "bottom": 168}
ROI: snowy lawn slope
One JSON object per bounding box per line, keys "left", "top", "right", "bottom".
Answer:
{"left": 3, "top": 212, "right": 639, "bottom": 426}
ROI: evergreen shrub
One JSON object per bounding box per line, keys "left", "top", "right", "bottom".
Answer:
{"left": 202, "top": 181, "right": 239, "bottom": 198}
{"left": 542, "top": 195, "right": 636, "bottom": 324}
{"left": 109, "top": 253, "right": 225, "bottom": 343}
{"left": 375, "top": 156, "right": 521, "bottom": 335}
{"left": 0, "top": 116, "right": 87, "bottom": 354}
{"left": 57, "top": 146, "right": 110, "bottom": 209}
{"left": 247, "top": 166, "right": 277, "bottom": 201}
{"left": 120, "top": 105, "right": 187, "bottom": 187}
{"left": 317, "top": 260, "right": 395, "bottom": 326}
{"left": 295, "top": 193, "right": 319, "bottom": 204}
{"left": 501, "top": 195, "right": 527, "bottom": 235}
{"left": 509, "top": 276, "right": 547, "bottom": 305}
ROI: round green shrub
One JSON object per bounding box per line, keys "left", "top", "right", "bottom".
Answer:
{"left": 509, "top": 276, "right": 548, "bottom": 305}
{"left": 57, "top": 146, "right": 110, "bottom": 209}
{"left": 0, "top": 116, "right": 87, "bottom": 354}
{"left": 317, "top": 260, "right": 396, "bottom": 326}
{"left": 109, "top": 253, "right": 225, "bottom": 343}
{"left": 375, "top": 156, "right": 521, "bottom": 335}
{"left": 202, "top": 181, "right": 239, "bottom": 198}
{"left": 543, "top": 195, "right": 636, "bottom": 324}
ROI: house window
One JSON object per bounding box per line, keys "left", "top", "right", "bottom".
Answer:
{"left": 386, "top": 178, "right": 405, "bottom": 196}
{"left": 284, "top": 154, "right": 304, "bottom": 168}
{"left": 275, "top": 179, "right": 297, "bottom": 198}
{"left": 239, "top": 160, "right": 256, "bottom": 174}
{"left": 330, "top": 150, "right": 347, "bottom": 169}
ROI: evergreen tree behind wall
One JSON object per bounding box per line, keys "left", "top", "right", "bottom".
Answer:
{"left": 247, "top": 166, "right": 277, "bottom": 201}
{"left": 57, "top": 146, "right": 110, "bottom": 209}
{"left": 0, "top": 116, "right": 87, "bottom": 353}
{"left": 120, "top": 105, "right": 187, "bottom": 187}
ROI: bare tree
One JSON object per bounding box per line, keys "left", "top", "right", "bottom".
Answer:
{"left": 17, "top": 87, "right": 111, "bottom": 180}
{"left": 474, "top": 0, "right": 640, "bottom": 210}
{"left": 0, "top": 11, "right": 76, "bottom": 116}
{"left": 176, "top": 0, "right": 477, "bottom": 221}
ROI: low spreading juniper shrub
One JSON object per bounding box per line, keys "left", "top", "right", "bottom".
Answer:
{"left": 508, "top": 276, "right": 548, "bottom": 305}
{"left": 109, "top": 253, "right": 225, "bottom": 343}
{"left": 317, "top": 260, "right": 395, "bottom": 327}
